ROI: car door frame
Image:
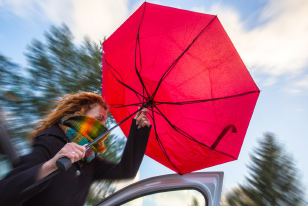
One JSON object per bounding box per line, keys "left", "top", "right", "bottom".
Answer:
{"left": 95, "top": 171, "right": 224, "bottom": 206}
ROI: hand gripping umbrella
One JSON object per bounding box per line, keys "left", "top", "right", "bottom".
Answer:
{"left": 102, "top": 2, "right": 260, "bottom": 174}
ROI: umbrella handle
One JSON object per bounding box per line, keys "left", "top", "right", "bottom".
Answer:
{"left": 211, "top": 125, "right": 237, "bottom": 150}
{"left": 56, "top": 157, "right": 72, "bottom": 171}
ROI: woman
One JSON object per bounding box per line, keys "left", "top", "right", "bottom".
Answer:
{"left": 0, "top": 92, "right": 151, "bottom": 206}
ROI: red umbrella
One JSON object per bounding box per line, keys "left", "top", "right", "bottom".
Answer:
{"left": 102, "top": 2, "right": 260, "bottom": 174}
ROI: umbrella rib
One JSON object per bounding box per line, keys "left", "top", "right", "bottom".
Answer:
{"left": 154, "top": 105, "right": 237, "bottom": 160}
{"left": 151, "top": 15, "right": 218, "bottom": 100}
{"left": 134, "top": 2, "right": 150, "bottom": 99}
{"left": 106, "top": 103, "right": 159, "bottom": 119}
{"left": 107, "top": 102, "right": 143, "bottom": 108}
{"left": 104, "top": 56, "right": 125, "bottom": 82}
{"left": 104, "top": 58, "right": 146, "bottom": 99}
{"left": 149, "top": 12, "right": 176, "bottom": 86}
{"left": 154, "top": 90, "right": 260, "bottom": 106}
{"left": 150, "top": 107, "right": 182, "bottom": 174}
{"left": 154, "top": 105, "right": 208, "bottom": 146}
{"left": 135, "top": 32, "right": 150, "bottom": 98}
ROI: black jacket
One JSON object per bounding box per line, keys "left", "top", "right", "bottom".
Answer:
{"left": 0, "top": 119, "right": 151, "bottom": 206}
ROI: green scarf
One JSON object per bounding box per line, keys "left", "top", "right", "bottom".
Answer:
{"left": 58, "top": 115, "right": 108, "bottom": 162}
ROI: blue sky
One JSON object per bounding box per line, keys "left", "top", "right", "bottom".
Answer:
{"left": 1, "top": 0, "right": 308, "bottom": 197}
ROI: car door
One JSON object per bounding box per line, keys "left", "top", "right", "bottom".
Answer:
{"left": 95, "top": 172, "right": 223, "bottom": 206}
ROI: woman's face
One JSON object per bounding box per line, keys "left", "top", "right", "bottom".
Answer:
{"left": 83, "top": 103, "right": 107, "bottom": 125}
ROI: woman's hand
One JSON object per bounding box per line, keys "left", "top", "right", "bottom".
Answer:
{"left": 51, "top": 143, "right": 86, "bottom": 167}
{"left": 134, "top": 108, "right": 151, "bottom": 129}
{"left": 37, "top": 143, "right": 86, "bottom": 180}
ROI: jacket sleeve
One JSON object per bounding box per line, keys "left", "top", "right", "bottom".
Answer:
{"left": 0, "top": 135, "right": 60, "bottom": 205}
{"left": 93, "top": 119, "right": 151, "bottom": 180}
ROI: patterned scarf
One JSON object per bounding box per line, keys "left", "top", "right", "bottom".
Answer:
{"left": 58, "top": 115, "right": 108, "bottom": 162}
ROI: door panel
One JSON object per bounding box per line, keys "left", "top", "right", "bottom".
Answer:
{"left": 95, "top": 172, "right": 223, "bottom": 206}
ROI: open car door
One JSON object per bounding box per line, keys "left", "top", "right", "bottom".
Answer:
{"left": 95, "top": 172, "right": 223, "bottom": 206}
{"left": 0, "top": 105, "right": 19, "bottom": 167}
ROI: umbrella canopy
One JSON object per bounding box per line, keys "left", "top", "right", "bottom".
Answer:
{"left": 102, "top": 2, "right": 260, "bottom": 174}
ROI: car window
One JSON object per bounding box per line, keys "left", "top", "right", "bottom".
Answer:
{"left": 120, "top": 189, "right": 207, "bottom": 206}
{"left": 0, "top": 155, "right": 12, "bottom": 179}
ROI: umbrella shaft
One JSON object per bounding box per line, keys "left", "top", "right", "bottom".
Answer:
{"left": 85, "top": 106, "right": 144, "bottom": 149}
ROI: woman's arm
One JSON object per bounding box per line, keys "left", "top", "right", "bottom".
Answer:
{"left": 93, "top": 118, "right": 151, "bottom": 180}
{"left": 0, "top": 136, "right": 55, "bottom": 205}
{"left": 0, "top": 135, "right": 86, "bottom": 205}
{"left": 36, "top": 142, "right": 86, "bottom": 180}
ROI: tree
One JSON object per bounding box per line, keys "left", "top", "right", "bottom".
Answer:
{"left": 223, "top": 133, "right": 306, "bottom": 206}
{"left": 223, "top": 186, "right": 255, "bottom": 206}
{"left": 189, "top": 196, "right": 200, "bottom": 206}
{"left": 24, "top": 24, "right": 103, "bottom": 118}
{"left": 0, "top": 54, "right": 19, "bottom": 89}
{"left": 0, "top": 54, "right": 32, "bottom": 159}
{"left": 0, "top": 54, "right": 27, "bottom": 135}
{"left": 0, "top": 25, "right": 125, "bottom": 205}
{"left": 1, "top": 25, "right": 111, "bottom": 138}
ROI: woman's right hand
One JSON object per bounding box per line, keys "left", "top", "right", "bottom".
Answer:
{"left": 51, "top": 143, "right": 86, "bottom": 168}
{"left": 37, "top": 143, "right": 86, "bottom": 180}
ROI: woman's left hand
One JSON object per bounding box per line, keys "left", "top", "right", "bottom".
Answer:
{"left": 134, "top": 108, "right": 151, "bottom": 129}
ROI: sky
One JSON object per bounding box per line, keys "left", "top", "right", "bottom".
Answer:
{"left": 1, "top": 0, "right": 308, "bottom": 199}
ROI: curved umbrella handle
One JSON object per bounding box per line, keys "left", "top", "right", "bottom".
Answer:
{"left": 211, "top": 125, "right": 237, "bottom": 150}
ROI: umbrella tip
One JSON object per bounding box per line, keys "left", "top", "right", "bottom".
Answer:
{"left": 142, "top": 98, "right": 154, "bottom": 108}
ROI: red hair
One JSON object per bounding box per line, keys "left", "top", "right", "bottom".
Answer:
{"left": 32, "top": 92, "right": 108, "bottom": 137}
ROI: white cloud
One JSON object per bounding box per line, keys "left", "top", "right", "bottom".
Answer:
{"left": 0, "top": 0, "right": 129, "bottom": 42}
{"left": 262, "top": 76, "right": 278, "bottom": 86}
{"left": 193, "top": 0, "right": 308, "bottom": 82}
{"left": 284, "top": 75, "right": 308, "bottom": 94}
{"left": 70, "top": 0, "right": 129, "bottom": 42}
{"left": 0, "top": 0, "right": 40, "bottom": 18}
{"left": 294, "top": 75, "right": 308, "bottom": 89}
{"left": 282, "top": 87, "right": 302, "bottom": 94}
{"left": 2, "top": 0, "right": 308, "bottom": 92}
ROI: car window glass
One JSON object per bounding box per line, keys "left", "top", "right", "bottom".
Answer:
{"left": 0, "top": 155, "right": 12, "bottom": 179}
{"left": 121, "top": 189, "right": 206, "bottom": 206}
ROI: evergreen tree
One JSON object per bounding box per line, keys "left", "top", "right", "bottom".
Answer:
{"left": 223, "top": 186, "right": 255, "bottom": 206}
{"left": 0, "top": 54, "right": 31, "bottom": 156}
{"left": 0, "top": 54, "right": 19, "bottom": 89}
{"left": 0, "top": 25, "right": 125, "bottom": 204}
{"left": 24, "top": 24, "right": 103, "bottom": 119}
{"left": 223, "top": 133, "right": 306, "bottom": 206}
{"left": 1, "top": 25, "right": 113, "bottom": 138}
{"left": 189, "top": 196, "right": 200, "bottom": 206}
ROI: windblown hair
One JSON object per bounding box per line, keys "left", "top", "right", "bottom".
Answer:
{"left": 32, "top": 92, "right": 108, "bottom": 137}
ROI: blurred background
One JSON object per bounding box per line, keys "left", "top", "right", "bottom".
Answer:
{"left": 1, "top": 0, "right": 307, "bottom": 205}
